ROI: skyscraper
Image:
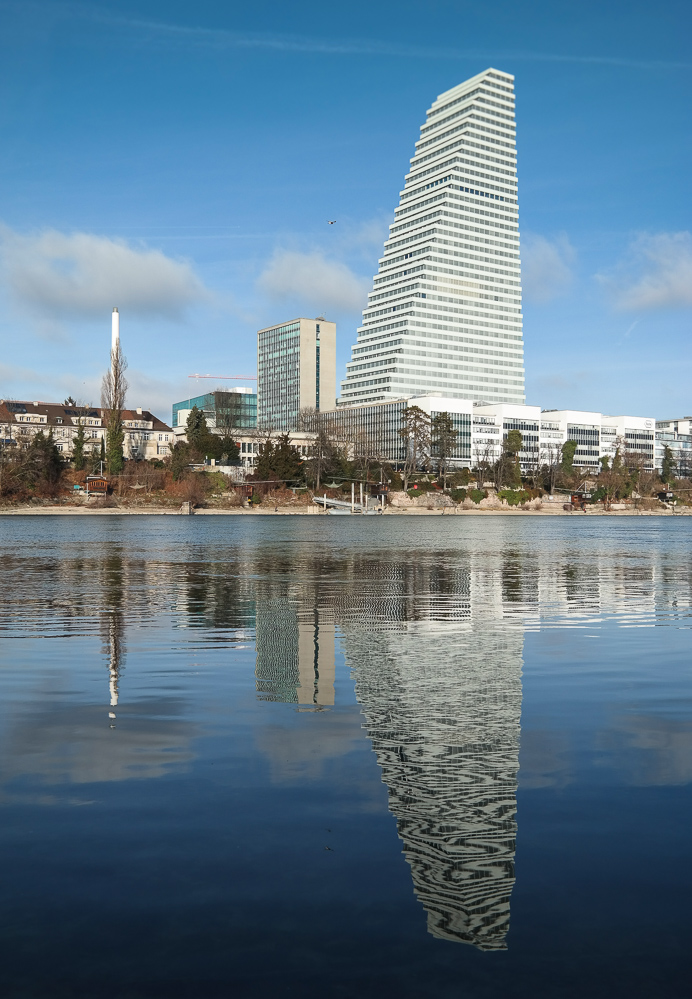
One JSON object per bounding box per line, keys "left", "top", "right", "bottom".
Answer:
{"left": 257, "top": 317, "right": 336, "bottom": 430}
{"left": 339, "top": 68, "right": 524, "bottom": 407}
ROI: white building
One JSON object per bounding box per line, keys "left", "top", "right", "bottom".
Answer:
{"left": 655, "top": 417, "right": 692, "bottom": 475}
{"left": 257, "top": 317, "right": 336, "bottom": 431}
{"left": 339, "top": 67, "right": 524, "bottom": 408}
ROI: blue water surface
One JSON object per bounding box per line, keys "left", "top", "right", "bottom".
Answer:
{"left": 0, "top": 515, "right": 690, "bottom": 998}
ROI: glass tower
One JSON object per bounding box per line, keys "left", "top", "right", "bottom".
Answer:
{"left": 339, "top": 68, "right": 525, "bottom": 407}
{"left": 257, "top": 317, "right": 336, "bottom": 431}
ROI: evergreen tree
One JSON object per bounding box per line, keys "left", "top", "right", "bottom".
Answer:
{"left": 72, "top": 420, "right": 86, "bottom": 471}
{"left": 399, "top": 405, "right": 431, "bottom": 490}
{"left": 216, "top": 434, "right": 241, "bottom": 465}
{"left": 561, "top": 439, "right": 578, "bottom": 472}
{"left": 497, "top": 429, "right": 522, "bottom": 487}
{"left": 661, "top": 445, "right": 676, "bottom": 484}
{"left": 24, "top": 430, "right": 64, "bottom": 491}
{"left": 255, "top": 435, "right": 303, "bottom": 482}
{"left": 431, "top": 411, "right": 459, "bottom": 490}
{"left": 185, "top": 406, "right": 220, "bottom": 459}
{"left": 170, "top": 441, "right": 191, "bottom": 481}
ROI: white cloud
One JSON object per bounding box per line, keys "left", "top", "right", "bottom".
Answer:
{"left": 598, "top": 231, "right": 692, "bottom": 311}
{"left": 0, "top": 225, "right": 208, "bottom": 321}
{"left": 257, "top": 250, "right": 369, "bottom": 313}
{"left": 522, "top": 233, "right": 575, "bottom": 303}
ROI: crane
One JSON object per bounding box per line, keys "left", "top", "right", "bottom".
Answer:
{"left": 187, "top": 374, "right": 257, "bottom": 380}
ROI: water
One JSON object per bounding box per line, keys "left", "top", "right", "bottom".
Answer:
{"left": 0, "top": 515, "right": 690, "bottom": 998}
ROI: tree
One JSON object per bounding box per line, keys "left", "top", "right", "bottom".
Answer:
{"left": 170, "top": 441, "right": 191, "bottom": 480}
{"left": 255, "top": 434, "right": 303, "bottom": 483}
{"left": 538, "top": 442, "right": 562, "bottom": 494}
{"left": 101, "top": 339, "right": 128, "bottom": 475}
{"left": 63, "top": 396, "right": 77, "bottom": 406}
{"left": 216, "top": 435, "right": 241, "bottom": 465}
{"left": 561, "top": 439, "right": 577, "bottom": 473}
{"left": 473, "top": 440, "right": 496, "bottom": 489}
{"left": 661, "top": 445, "right": 676, "bottom": 484}
{"left": 399, "top": 405, "right": 431, "bottom": 491}
{"left": 72, "top": 420, "right": 87, "bottom": 471}
{"left": 496, "top": 429, "right": 522, "bottom": 488}
{"left": 431, "top": 412, "right": 459, "bottom": 491}
{"left": 185, "top": 405, "right": 228, "bottom": 461}
{"left": 23, "top": 430, "right": 64, "bottom": 493}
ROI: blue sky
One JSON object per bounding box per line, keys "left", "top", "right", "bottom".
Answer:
{"left": 0, "top": 0, "right": 690, "bottom": 422}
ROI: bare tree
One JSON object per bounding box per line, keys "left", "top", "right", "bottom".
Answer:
{"left": 541, "top": 442, "right": 563, "bottom": 494}
{"left": 472, "top": 440, "right": 496, "bottom": 488}
{"left": 101, "top": 340, "right": 128, "bottom": 474}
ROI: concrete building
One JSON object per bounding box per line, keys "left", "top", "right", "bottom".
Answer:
{"left": 0, "top": 401, "right": 172, "bottom": 461}
{"left": 655, "top": 417, "right": 692, "bottom": 476}
{"left": 257, "top": 317, "right": 336, "bottom": 431}
{"left": 172, "top": 388, "right": 257, "bottom": 434}
{"left": 339, "top": 67, "right": 524, "bottom": 408}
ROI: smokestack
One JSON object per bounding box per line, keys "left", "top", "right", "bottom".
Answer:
{"left": 111, "top": 307, "right": 119, "bottom": 353}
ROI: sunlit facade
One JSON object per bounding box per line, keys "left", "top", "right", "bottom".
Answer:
{"left": 339, "top": 68, "right": 524, "bottom": 408}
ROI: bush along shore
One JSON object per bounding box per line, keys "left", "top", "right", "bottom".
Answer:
{"left": 1, "top": 410, "right": 690, "bottom": 514}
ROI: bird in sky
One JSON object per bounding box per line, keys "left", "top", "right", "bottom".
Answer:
{"left": 327, "top": 220, "right": 336, "bottom": 224}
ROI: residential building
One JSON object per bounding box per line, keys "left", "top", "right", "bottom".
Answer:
{"left": 172, "top": 388, "right": 257, "bottom": 434}
{"left": 0, "top": 400, "right": 172, "bottom": 461}
{"left": 339, "top": 67, "right": 524, "bottom": 408}
{"left": 655, "top": 417, "right": 692, "bottom": 476}
{"left": 257, "top": 317, "right": 336, "bottom": 431}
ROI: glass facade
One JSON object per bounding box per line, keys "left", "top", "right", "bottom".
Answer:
{"left": 257, "top": 322, "right": 301, "bottom": 430}
{"left": 340, "top": 68, "right": 525, "bottom": 408}
{"left": 172, "top": 391, "right": 257, "bottom": 431}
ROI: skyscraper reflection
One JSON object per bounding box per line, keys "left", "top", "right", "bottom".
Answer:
{"left": 255, "top": 595, "right": 335, "bottom": 706}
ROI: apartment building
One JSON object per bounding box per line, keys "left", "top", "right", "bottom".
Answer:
{"left": 0, "top": 401, "right": 172, "bottom": 461}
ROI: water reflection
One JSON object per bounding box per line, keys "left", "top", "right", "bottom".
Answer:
{"left": 1, "top": 522, "right": 691, "bottom": 966}
{"left": 255, "top": 600, "right": 335, "bottom": 706}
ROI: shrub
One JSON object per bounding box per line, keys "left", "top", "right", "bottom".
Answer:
{"left": 468, "top": 488, "right": 486, "bottom": 504}
{"left": 450, "top": 488, "right": 467, "bottom": 503}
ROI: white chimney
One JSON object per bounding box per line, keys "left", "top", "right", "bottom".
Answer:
{"left": 111, "top": 307, "right": 119, "bottom": 353}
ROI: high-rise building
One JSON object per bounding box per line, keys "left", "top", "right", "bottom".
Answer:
{"left": 257, "top": 317, "right": 336, "bottom": 431}
{"left": 339, "top": 68, "right": 524, "bottom": 408}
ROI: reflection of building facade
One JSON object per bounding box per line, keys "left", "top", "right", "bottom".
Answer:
{"left": 255, "top": 598, "right": 335, "bottom": 706}
{"left": 339, "top": 559, "right": 522, "bottom": 951}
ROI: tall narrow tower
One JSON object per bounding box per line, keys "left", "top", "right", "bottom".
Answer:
{"left": 339, "top": 68, "right": 524, "bottom": 407}
{"left": 111, "top": 307, "right": 120, "bottom": 354}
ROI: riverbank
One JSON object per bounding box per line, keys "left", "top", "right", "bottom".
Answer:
{"left": 1, "top": 504, "right": 689, "bottom": 516}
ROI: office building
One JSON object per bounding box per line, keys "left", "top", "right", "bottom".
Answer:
{"left": 318, "top": 395, "right": 472, "bottom": 466}
{"left": 339, "top": 67, "right": 524, "bottom": 408}
{"left": 655, "top": 417, "right": 692, "bottom": 475}
{"left": 257, "top": 317, "right": 336, "bottom": 431}
{"left": 172, "top": 388, "right": 257, "bottom": 434}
